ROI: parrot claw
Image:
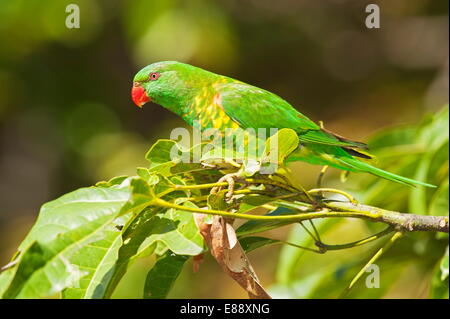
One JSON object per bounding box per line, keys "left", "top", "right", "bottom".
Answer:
{"left": 211, "top": 173, "right": 241, "bottom": 200}
{"left": 1, "top": 260, "right": 18, "bottom": 271}
{"left": 201, "top": 162, "right": 217, "bottom": 169}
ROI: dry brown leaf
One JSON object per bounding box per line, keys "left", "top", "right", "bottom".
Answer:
{"left": 195, "top": 212, "right": 271, "bottom": 299}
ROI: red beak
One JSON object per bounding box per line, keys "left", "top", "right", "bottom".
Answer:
{"left": 131, "top": 82, "right": 150, "bottom": 108}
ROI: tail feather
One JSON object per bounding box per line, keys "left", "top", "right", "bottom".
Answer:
{"left": 336, "top": 156, "right": 436, "bottom": 188}
{"left": 343, "top": 147, "right": 373, "bottom": 159}
{"left": 321, "top": 127, "right": 369, "bottom": 150}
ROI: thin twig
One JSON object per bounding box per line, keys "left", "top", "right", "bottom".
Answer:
{"left": 316, "top": 226, "right": 394, "bottom": 251}
{"left": 340, "top": 231, "right": 403, "bottom": 298}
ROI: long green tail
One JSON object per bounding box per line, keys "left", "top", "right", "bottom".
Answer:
{"left": 336, "top": 156, "right": 436, "bottom": 188}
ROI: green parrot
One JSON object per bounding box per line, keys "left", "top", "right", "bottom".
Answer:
{"left": 131, "top": 61, "right": 434, "bottom": 188}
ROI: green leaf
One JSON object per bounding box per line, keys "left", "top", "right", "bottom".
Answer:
{"left": 358, "top": 106, "right": 448, "bottom": 215}
{"left": 277, "top": 258, "right": 407, "bottom": 299}
{"left": 262, "top": 128, "right": 299, "bottom": 166}
{"left": 440, "top": 246, "right": 449, "bottom": 281}
{"left": 139, "top": 163, "right": 175, "bottom": 179}
{"left": 368, "top": 126, "right": 418, "bottom": 151}
{"left": 3, "top": 217, "right": 113, "bottom": 298}
{"left": 427, "top": 141, "right": 449, "bottom": 184}
{"left": 61, "top": 220, "right": 129, "bottom": 299}
{"left": 144, "top": 140, "right": 207, "bottom": 177}
{"left": 124, "top": 177, "right": 156, "bottom": 211}
{"left": 236, "top": 194, "right": 278, "bottom": 214}
{"left": 137, "top": 168, "right": 190, "bottom": 201}
{"left": 104, "top": 201, "right": 205, "bottom": 297}
{"left": 138, "top": 201, "right": 206, "bottom": 256}
{"left": 409, "top": 106, "right": 449, "bottom": 214}
{"left": 429, "top": 180, "right": 449, "bottom": 216}
{"left": 207, "top": 190, "right": 230, "bottom": 211}
{"left": 18, "top": 185, "right": 133, "bottom": 251}
{"left": 417, "top": 106, "right": 449, "bottom": 153}
{"left": 239, "top": 237, "right": 280, "bottom": 253}
{"left": 102, "top": 207, "right": 162, "bottom": 298}
{"left": 95, "top": 176, "right": 129, "bottom": 188}
{"left": 275, "top": 219, "right": 342, "bottom": 284}
{"left": 431, "top": 246, "right": 449, "bottom": 299}
{"left": 0, "top": 268, "right": 17, "bottom": 298}
{"left": 143, "top": 252, "right": 188, "bottom": 299}
{"left": 269, "top": 269, "right": 329, "bottom": 299}
{"left": 408, "top": 156, "right": 432, "bottom": 214}
{"left": 236, "top": 206, "right": 296, "bottom": 236}
{"left": 3, "top": 177, "right": 154, "bottom": 299}
{"left": 145, "top": 139, "right": 182, "bottom": 164}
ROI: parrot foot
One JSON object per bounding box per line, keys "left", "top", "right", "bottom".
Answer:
{"left": 211, "top": 172, "right": 242, "bottom": 200}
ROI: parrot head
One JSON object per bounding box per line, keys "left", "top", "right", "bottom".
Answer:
{"left": 131, "top": 61, "right": 217, "bottom": 109}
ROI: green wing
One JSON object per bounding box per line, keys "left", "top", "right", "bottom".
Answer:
{"left": 216, "top": 82, "right": 366, "bottom": 149}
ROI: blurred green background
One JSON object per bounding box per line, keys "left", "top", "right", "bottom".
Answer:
{"left": 0, "top": 0, "right": 448, "bottom": 298}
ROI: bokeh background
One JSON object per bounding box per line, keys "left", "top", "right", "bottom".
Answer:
{"left": 0, "top": 0, "right": 448, "bottom": 298}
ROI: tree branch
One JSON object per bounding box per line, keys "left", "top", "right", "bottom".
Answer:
{"left": 153, "top": 197, "right": 449, "bottom": 233}
{"left": 325, "top": 201, "right": 449, "bottom": 233}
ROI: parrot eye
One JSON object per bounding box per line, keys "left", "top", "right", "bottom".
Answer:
{"left": 149, "top": 72, "right": 160, "bottom": 81}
